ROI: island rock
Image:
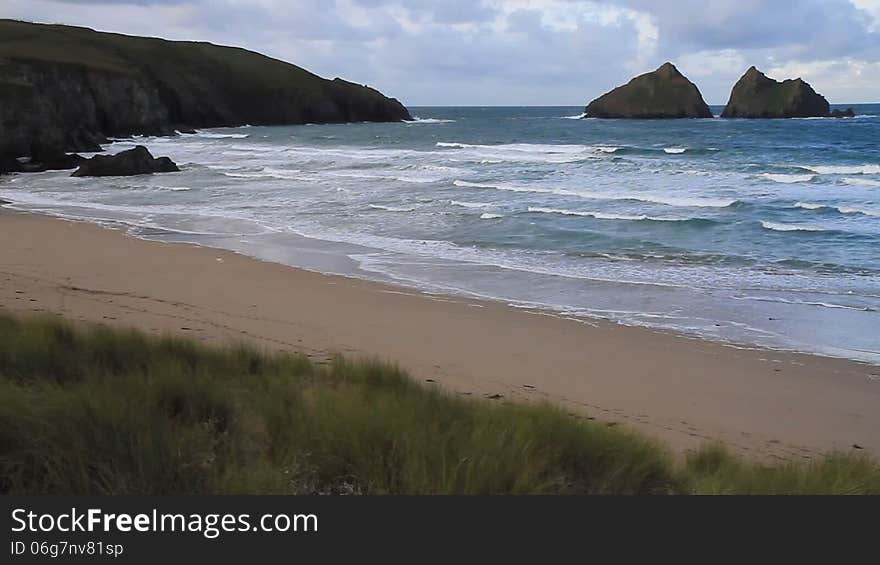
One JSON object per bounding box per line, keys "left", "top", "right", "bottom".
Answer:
{"left": 584, "top": 63, "right": 713, "bottom": 119}
{"left": 721, "top": 67, "right": 832, "bottom": 118}
{"left": 72, "top": 146, "right": 179, "bottom": 177}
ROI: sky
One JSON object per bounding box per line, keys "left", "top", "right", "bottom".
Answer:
{"left": 3, "top": 0, "right": 879, "bottom": 106}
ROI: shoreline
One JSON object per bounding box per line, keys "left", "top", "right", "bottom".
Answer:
{"left": 2, "top": 206, "right": 879, "bottom": 460}
{"left": 5, "top": 192, "right": 878, "bottom": 366}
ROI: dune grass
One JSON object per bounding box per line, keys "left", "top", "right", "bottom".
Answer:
{"left": 0, "top": 312, "right": 877, "bottom": 495}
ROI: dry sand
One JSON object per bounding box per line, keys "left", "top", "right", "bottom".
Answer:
{"left": 2, "top": 207, "right": 878, "bottom": 461}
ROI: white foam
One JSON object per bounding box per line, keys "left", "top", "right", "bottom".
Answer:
{"left": 450, "top": 200, "right": 491, "bottom": 209}
{"left": 195, "top": 132, "right": 251, "bottom": 139}
{"left": 222, "top": 168, "right": 303, "bottom": 180}
{"left": 438, "top": 142, "right": 595, "bottom": 163}
{"left": 530, "top": 207, "right": 644, "bottom": 221}
{"left": 480, "top": 213, "right": 504, "bottom": 220}
{"left": 453, "top": 180, "right": 500, "bottom": 189}
{"left": 763, "top": 173, "right": 816, "bottom": 184}
{"left": 734, "top": 295, "right": 875, "bottom": 312}
{"left": 839, "top": 206, "right": 880, "bottom": 218}
{"left": 761, "top": 221, "right": 826, "bottom": 232}
{"left": 561, "top": 113, "right": 587, "bottom": 120}
{"left": 406, "top": 117, "right": 456, "bottom": 124}
{"left": 795, "top": 202, "right": 824, "bottom": 210}
{"left": 634, "top": 195, "right": 737, "bottom": 208}
{"left": 454, "top": 180, "right": 737, "bottom": 207}
{"left": 528, "top": 207, "right": 695, "bottom": 222}
{"left": 454, "top": 179, "right": 574, "bottom": 196}
{"left": 369, "top": 204, "right": 415, "bottom": 213}
{"left": 664, "top": 147, "right": 688, "bottom": 154}
{"left": 796, "top": 202, "right": 880, "bottom": 217}
{"left": 843, "top": 177, "right": 880, "bottom": 187}
{"left": 801, "top": 164, "right": 880, "bottom": 175}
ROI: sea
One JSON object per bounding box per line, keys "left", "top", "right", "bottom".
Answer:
{"left": 2, "top": 105, "right": 879, "bottom": 363}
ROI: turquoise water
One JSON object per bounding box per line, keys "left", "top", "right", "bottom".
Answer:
{"left": 3, "top": 105, "right": 879, "bottom": 362}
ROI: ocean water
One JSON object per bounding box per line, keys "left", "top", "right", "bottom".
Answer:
{"left": 2, "top": 105, "right": 879, "bottom": 363}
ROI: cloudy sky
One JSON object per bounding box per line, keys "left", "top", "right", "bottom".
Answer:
{"left": 3, "top": 0, "right": 879, "bottom": 105}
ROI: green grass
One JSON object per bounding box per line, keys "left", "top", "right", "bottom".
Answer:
{"left": 0, "top": 312, "right": 877, "bottom": 495}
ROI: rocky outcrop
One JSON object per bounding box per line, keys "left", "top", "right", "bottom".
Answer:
{"left": 72, "top": 146, "right": 178, "bottom": 177}
{"left": 584, "top": 63, "right": 713, "bottom": 119}
{"left": 721, "top": 67, "right": 833, "bottom": 119}
{"left": 830, "top": 108, "right": 856, "bottom": 118}
{"left": 0, "top": 19, "right": 412, "bottom": 172}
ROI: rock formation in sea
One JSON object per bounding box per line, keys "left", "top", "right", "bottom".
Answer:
{"left": 72, "top": 146, "right": 179, "bottom": 177}
{"left": 584, "top": 63, "right": 713, "bottom": 119}
{"left": 830, "top": 108, "right": 856, "bottom": 118}
{"left": 0, "top": 19, "right": 412, "bottom": 173}
{"left": 721, "top": 67, "right": 837, "bottom": 119}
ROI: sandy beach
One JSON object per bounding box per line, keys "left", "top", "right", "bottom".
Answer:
{"left": 1, "top": 206, "right": 878, "bottom": 461}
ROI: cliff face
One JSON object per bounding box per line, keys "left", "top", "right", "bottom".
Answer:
{"left": 721, "top": 67, "right": 830, "bottom": 119}
{"left": 0, "top": 20, "right": 412, "bottom": 172}
{"left": 584, "top": 63, "right": 713, "bottom": 119}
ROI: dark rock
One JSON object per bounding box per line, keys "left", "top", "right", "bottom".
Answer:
{"left": 0, "top": 19, "right": 412, "bottom": 171}
{"left": 72, "top": 146, "right": 179, "bottom": 177}
{"left": 830, "top": 108, "right": 856, "bottom": 118}
{"left": 16, "top": 152, "right": 86, "bottom": 173}
{"left": 584, "top": 62, "right": 713, "bottom": 119}
{"left": 43, "top": 153, "right": 86, "bottom": 171}
{"left": 721, "top": 67, "right": 830, "bottom": 118}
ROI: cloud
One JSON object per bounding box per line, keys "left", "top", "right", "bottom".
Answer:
{"left": 1, "top": 0, "right": 878, "bottom": 104}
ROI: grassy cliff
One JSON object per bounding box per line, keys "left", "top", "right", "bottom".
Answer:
{"left": 0, "top": 20, "right": 411, "bottom": 170}
{"left": 0, "top": 312, "right": 877, "bottom": 495}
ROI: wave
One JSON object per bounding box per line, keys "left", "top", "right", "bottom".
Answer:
{"left": 762, "top": 173, "right": 816, "bottom": 184}
{"left": 795, "top": 202, "right": 880, "bottom": 217}
{"left": 324, "top": 170, "right": 444, "bottom": 184}
{"left": 843, "top": 177, "right": 880, "bottom": 187}
{"left": 664, "top": 147, "right": 688, "bottom": 154}
{"left": 480, "top": 213, "right": 504, "bottom": 220}
{"left": 761, "top": 221, "right": 826, "bottom": 233}
{"left": 405, "top": 117, "right": 456, "bottom": 124}
{"left": 561, "top": 113, "right": 587, "bottom": 120}
{"left": 222, "top": 168, "right": 303, "bottom": 180}
{"left": 193, "top": 132, "right": 251, "bottom": 139}
{"left": 800, "top": 164, "right": 880, "bottom": 175}
{"left": 454, "top": 179, "right": 574, "bottom": 196}
{"left": 733, "top": 295, "right": 876, "bottom": 313}
{"left": 369, "top": 204, "right": 415, "bottom": 213}
{"left": 454, "top": 180, "right": 512, "bottom": 190}
{"left": 527, "top": 207, "right": 708, "bottom": 223}
{"left": 450, "top": 200, "right": 491, "bottom": 209}
{"left": 633, "top": 195, "right": 738, "bottom": 208}
{"left": 454, "top": 180, "right": 739, "bottom": 208}
{"left": 839, "top": 206, "right": 880, "bottom": 218}
{"left": 794, "top": 202, "right": 824, "bottom": 210}
{"left": 438, "top": 142, "right": 584, "bottom": 152}
{"left": 437, "top": 141, "right": 635, "bottom": 163}
{"left": 437, "top": 142, "right": 602, "bottom": 163}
